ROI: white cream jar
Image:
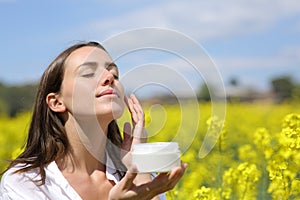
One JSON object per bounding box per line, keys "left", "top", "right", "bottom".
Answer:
{"left": 131, "top": 142, "right": 181, "bottom": 173}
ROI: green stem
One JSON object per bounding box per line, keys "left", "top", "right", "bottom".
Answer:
{"left": 240, "top": 176, "right": 249, "bottom": 200}
{"left": 218, "top": 134, "right": 223, "bottom": 200}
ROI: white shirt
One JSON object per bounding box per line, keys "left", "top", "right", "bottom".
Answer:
{"left": 0, "top": 162, "right": 166, "bottom": 200}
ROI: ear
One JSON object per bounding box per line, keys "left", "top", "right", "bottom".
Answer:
{"left": 46, "top": 93, "right": 66, "bottom": 113}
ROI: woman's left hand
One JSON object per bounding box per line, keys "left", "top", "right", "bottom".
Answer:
{"left": 108, "top": 163, "right": 188, "bottom": 200}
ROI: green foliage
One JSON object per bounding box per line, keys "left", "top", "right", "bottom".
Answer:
{"left": 292, "top": 83, "right": 300, "bottom": 100}
{"left": 0, "top": 82, "right": 37, "bottom": 117}
{"left": 0, "top": 112, "right": 30, "bottom": 173}
{"left": 198, "top": 83, "right": 211, "bottom": 101}
{"left": 271, "top": 76, "right": 298, "bottom": 103}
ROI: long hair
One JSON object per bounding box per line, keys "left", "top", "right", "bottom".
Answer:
{"left": 5, "top": 41, "right": 126, "bottom": 184}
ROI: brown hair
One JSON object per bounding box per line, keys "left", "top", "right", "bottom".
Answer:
{"left": 6, "top": 41, "right": 126, "bottom": 184}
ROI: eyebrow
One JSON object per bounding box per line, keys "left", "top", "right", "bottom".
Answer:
{"left": 76, "top": 61, "right": 118, "bottom": 75}
{"left": 76, "top": 61, "right": 98, "bottom": 70}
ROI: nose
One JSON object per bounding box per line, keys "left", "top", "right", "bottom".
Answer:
{"left": 101, "top": 69, "right": 114, "bottom": 86}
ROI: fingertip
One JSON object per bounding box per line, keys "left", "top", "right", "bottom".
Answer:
{"left": 125, "top": 170, "right": 137, "bottom": 180}
{"left": 170, "top": 163, "right": 187, "bottom": 175}
{"left": 183, "top": 163, "right": 188, "bottom": 170}
{"left": 128, "top": 165, "right": 139, "bottom": 173}
{"left": 178, "top": 163, "right": 187, "bottom": 176}
{"left": 123, "top": 122, "right": 131, "bottom": 135}
{"left": 124, "top": 121, "right": 131, "bottom": 129}
{"left": 126, "top": 167, "right": 138, "bottom": 178}
{"left": 130, "top": 93, "right": 139, "bottom": 102}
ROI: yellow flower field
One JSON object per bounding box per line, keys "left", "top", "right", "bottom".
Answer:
{"left": 0, "top": 102, "right": 299, "bottom": 199}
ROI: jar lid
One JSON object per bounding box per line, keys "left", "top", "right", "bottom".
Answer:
{"left": 132, "top": 142, "right": 179, "bottom": 153}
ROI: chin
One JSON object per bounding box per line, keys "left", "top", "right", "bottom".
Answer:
{"left": 111, "top": 105, "right": 125, "bottom": 119}
{"left": 96, "top": 103, "right": 125, "bottom": 120}
{"left": 112, "top": 110, "right": 124, "bottom": 119}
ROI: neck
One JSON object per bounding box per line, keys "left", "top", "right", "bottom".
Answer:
{"left": 57, "top": 114, "right": 111, "bottom": 174}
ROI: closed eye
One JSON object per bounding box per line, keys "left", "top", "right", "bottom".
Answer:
{"left": 77, "top": 61, "right": 97, "bottom": 78}
{"left": 105, "top": 62, "right": 119, "bottom": 80}
{"left": 112, "top": 73, "right": 119, "bottom": 80}
{"left": 82, "top": 73, "right": 95, "bottom": 78}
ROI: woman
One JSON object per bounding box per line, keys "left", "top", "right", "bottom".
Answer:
{"left": 0, "top": 41, "right": 187, "bottom": 200}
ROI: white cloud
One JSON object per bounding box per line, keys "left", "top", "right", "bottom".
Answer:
{"left": 72, "top": 0, "right": 300, "bottom": 96}
{"left": 84, "top": 0, "right": 300, "bottom": 42}
{"left": 116, "top": 43, "right": 300, "bottom": 96}
{"left": 215, "top": 46, "right": 300, "bottom": 70}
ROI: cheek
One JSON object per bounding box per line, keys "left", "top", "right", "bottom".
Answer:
{"left": 74, "top": 81, "right": 97, "bottom": 109}
{"left": 62, "top": 78, "right": 97, "bottom": 113}
{"left": 60, "top": 79, "right": 75, "bottom": 109}
{"left": 114, "top": 83, "right": 126, "bottom": 118}
{"left": 116, "top": 82, "right": 125, "bottom": 98}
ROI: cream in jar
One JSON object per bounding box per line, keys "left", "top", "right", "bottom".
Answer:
{"left": 131, "top": 142, "right": 181, "bottom": 173}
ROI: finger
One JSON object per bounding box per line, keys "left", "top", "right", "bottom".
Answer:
{"left": 164, "top": 163, "right": 188, "bottom": 189}
{"left": 146, "top": 173, "right": 174, "bottom": 195}
{"left": 126, "top": 96, "right": 134, "bottom": 113}
{"left": 133, "top": 104, "right": 144, "bottom": 127}
{"left": 130, "top": 95, "right": 144, "bottom": 126}
{"left": 127, "top": 97, "right": 138, "bottom": 125}
{"left": 169, "top": 163, "right": 188, "bottom": 180}
{"left": 130, "top": 93, "right": 140, "bottom": 105}
{"left": 123, "top": 122, "right": 132, "bottom": 137}
{"left": 130, "top": 94, "right": 144, "bottom": 115}
{"left": 125, "top": 94, "right": 134, "bottom": 113}
{"left": 132, "top": 103, "right": 142, "bottom": 113}
{"left": 151, "top": 172, "right": 169, "bottom": 183}
{"left": 150, "top": 163, "right": 187, "bottom": 191}
{"left": 122, "top": 122, "right": 132, "bottom": 152}
{"left": 122, "top": 168, "right": 138, "bottom": 189}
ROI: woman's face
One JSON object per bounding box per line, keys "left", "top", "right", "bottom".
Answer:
{"left": 59, "top": 46, "right": 125, "bottom": 121}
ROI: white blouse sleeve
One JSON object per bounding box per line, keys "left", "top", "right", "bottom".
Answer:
{"left": 0, "top": 163, "right": 82, "bottom": 200}
{"left": 0, "top": 167, "right": 45, "bottom": 200}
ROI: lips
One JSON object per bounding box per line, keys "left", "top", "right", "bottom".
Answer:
{"left": 96, "top": 88, "right": 118, "bottom": 98}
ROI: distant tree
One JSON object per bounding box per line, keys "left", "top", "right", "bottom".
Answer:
{"left": 229, "top": 77, "right": 239, "bottom": 87}
{"left": 292, "top": 83, "right": 300, "bottom": 100}
{"left": 0, "top": 99, "right": 8, "bottom": 116}
{"left": 271, "top": 76, "right": 294, "bottom": 103}
{"left": 0, "top": 82, "right": 37, "bottom": 117}
{"left": 0, "top": 82, "right": 9, "bottom": 116}
{"left": 198, "top": 83, "right": 211, "bottom": 101}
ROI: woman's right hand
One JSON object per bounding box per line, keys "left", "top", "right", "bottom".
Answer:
{"left": 121, "top": 94, "right": 147, "bottom": 169}
{"left": 108, "top": 163, "right": 188, "bottom": 200}
{"left": 124, "top": 94, "right": 148, "bottom": 144}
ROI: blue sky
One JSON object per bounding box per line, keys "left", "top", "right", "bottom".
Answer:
{"left": 1, "top": 0, "right": 300, "bottom": 96}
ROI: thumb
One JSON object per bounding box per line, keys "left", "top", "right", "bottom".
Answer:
{"left": 122, "top": 167, "right": 138, "bottom": 189}
{"left": 122, "top": 122, "right": 132, "bottom": 152}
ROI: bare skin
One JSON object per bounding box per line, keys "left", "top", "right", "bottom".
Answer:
{"left": 46, "top": 46, "right": 187, "bottom": 200}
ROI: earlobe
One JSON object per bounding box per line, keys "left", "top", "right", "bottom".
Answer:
{"left": 46, "top": 93, "right": 66, "bottom": 113}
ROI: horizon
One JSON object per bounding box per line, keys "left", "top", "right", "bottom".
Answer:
{"left": 0, "top": 0, "right": 299, "bottom": 98}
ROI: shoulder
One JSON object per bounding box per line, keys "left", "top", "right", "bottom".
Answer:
{"left": 1, "top": 164, "right": 36, "bottom": 185}
{"left": 1, "top": 162, "right": 82, "bottom": 200}
{"left": 0, "top": 165, "right": 40, "bottom": 199}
